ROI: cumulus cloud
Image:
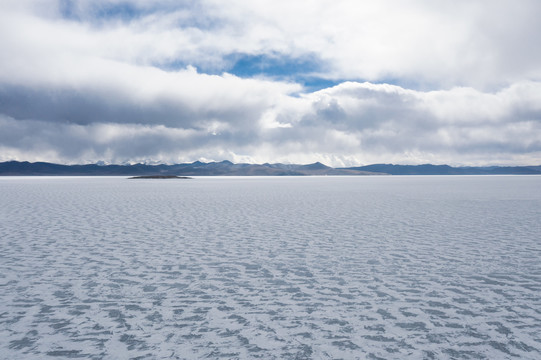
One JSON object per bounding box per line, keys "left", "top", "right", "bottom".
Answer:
{"left": 2, "top": 81, "right": 540, "bottom": 166}
{"left": 0, "top": 0, "right": 540, "bottom": 166}
{"left": 4, "top": 0, "right": 541, "bottom": 88}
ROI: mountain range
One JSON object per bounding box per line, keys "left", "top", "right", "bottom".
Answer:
{"left": 1, "top": 161, "right": 540, "bottom": 176}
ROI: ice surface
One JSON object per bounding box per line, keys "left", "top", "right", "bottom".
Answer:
{"left": 1, "top": 176, "right": 540, "bottom": 359}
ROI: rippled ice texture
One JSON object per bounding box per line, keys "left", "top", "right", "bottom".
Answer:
{"left": 1, "top": 176, "right": 541, "bottom": 359}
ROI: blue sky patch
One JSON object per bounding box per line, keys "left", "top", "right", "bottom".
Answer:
{"left": 227, "top": 53, "right": 321, "bottom": 78}
{"left": 156, "top": 52, "right": 342, "bottom": 91}
{"left": 59, "top": 0, "right": 79, "bottom": 20}
{"left": 226, "top": 53, "right": 344, "bottom": 91}
{"left": 59, "top": 0, "right": 165, "bottom": 22}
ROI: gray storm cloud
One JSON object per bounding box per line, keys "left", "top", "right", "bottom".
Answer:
{"left": 2, "top": 81, "right": 539, "bottom": 166}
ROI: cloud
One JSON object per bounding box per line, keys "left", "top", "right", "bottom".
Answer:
{"left": 0, "top": 1, "right": 540, "bottom": 166}
{"left": 5, "top": 1, "right": 541, "bottom": 88}
{"left": 298, "top": 82, "right": 541, "bottom": 161}
{"left": 2, "top": 81, "right": 540, "bottom": 166}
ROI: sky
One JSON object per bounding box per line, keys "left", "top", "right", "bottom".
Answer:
{"left": 1, "top": 0, "right": 541, "bottom": 166}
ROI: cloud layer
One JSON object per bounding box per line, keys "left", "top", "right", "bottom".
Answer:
{"left": 1, "top": 0, "right": 540, "bottom": 165}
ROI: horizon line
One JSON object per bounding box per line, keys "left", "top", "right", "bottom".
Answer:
{"left": 2, "top": 160, "right": 540, "bottom": 169}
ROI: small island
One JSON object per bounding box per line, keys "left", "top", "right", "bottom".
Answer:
{"left": 128, "top": 175, "right": 192, "bottom": 179}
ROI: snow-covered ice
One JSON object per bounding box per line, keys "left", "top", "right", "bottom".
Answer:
{"left": 1, "top": 176, "right": 540, "bottom": 359}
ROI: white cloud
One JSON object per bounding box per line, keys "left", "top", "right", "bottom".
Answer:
{"left": 5, "top": 1, "right": 541, "bottom": 88}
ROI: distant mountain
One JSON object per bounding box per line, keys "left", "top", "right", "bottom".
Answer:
{"left": 0, "top": 161, "right": 382, "bottom": 176}
{"left": 342, "top": 164, "right": 541, "bottom": 175}
{"left": 1, "top": 161, "right": 540, "bottom": 176}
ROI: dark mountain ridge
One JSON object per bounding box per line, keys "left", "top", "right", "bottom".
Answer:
{"left": 1, "top": 161, "right": 540, "bottom": 176}
{"left": 344, "top": 163, "right": 541, "bottom": 175}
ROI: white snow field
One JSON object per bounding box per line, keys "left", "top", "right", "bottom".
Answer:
{"left": 1, "top": 176, "right": 540, "bottom": 359}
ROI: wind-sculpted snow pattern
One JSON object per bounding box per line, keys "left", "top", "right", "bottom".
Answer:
{"left": 1, "top": 176, "right": 540, "bottom": 359}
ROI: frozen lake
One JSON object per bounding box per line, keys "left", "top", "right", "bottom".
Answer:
{"left": 1, "top": 176, "right": 540, "bottom": 359}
